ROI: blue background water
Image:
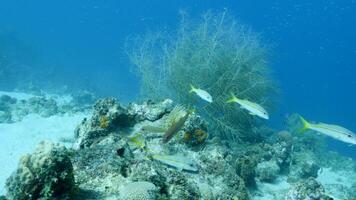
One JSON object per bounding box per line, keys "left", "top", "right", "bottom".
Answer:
{"left": 0, "top": 1, "right": 355, "bottom": 158}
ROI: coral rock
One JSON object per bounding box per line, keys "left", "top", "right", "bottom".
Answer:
{"left": 271, "top": 141, "right": 292, "bottom": 169}
{"left": 119, "top": 181, "right": 157, "bottom": 200}
{"left": 183, "top": 129, "right": 208, "bottom": 146}
{"left": 235, "top": 155, "right": 257, "bottom": 186}
{"left": 285, "top": 178, "right": 333, "bottom": 200}
{"left": 74, "top": 98, "right": 135, "bottom": 148}
{"left": 127, "top": 99, "right": 173, "bottom": 122}
{"left": 288, "top": 152, "right": 321, "bottom": 182}
{"left": 5, "top": 141, "right": 75, "bottom": 200}
{"left": 256, "top": 160, "right": 280, "bottom": 182}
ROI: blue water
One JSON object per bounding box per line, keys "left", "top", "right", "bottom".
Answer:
{"left": 0, "top": 1, "right": 355, "bottom": 158}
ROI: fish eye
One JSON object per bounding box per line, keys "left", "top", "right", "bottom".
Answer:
{"left": 347, "top": 134, "right": 352, "bottom": 138}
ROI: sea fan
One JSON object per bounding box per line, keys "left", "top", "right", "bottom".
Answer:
{"left": 128, "top": 10, "right": 277, "bottom": 141}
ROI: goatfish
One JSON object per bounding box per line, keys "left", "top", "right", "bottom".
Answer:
{"left": 152, "top": 154, "right": 199, "bottom": 172}
{"left": 226, "top": 92, "right": 269, "bottom": 119}
{"left": 300, "top": 116, "right": 356, "bottom": 145}
{"left": 189, "top": 84, "right": 213, "bottom": 103}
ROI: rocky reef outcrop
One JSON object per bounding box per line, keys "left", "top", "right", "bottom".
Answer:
{"left": 70, "top": 98, "right": 247, "bottom": 199}
{"left": 256, "top": 159, "right": 280, "bottom": 182}
{"left": 285, "top": 178, "right": 333, "bottom": 200}
{"left": 0, "top": 91, "right": 95, "bottom": 123}
{"left": 5, "top": 141, "right": 75, "bottom": 200}
{"left": 3, "top": 97, "right": 354, "bottom": 200}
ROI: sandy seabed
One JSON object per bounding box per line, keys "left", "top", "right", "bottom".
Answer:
{"left": 0, "top": 91, "right": 86, "bottom": 195}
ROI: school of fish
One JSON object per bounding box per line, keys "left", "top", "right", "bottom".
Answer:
{"left": 189, "top": 84, "right": 355, "bottom": 146}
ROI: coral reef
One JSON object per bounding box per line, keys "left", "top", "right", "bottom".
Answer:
{"left": 285, "top": 178, "right": 332, "bottom": 200}
{"left": 5, "top": 141, "right": 75, "bottom": 200}
{"left": 183, "top": 129, "right": 208, "bottom": 146}
{"left": 3, "top": 97, "right": 356, "bottom": 200}
{"left": 235, "top": 155, "right": 257, "bottom": 186}
{"left": 256, "top": 160, "right": 280, "bottom": 182}
{"left": 119, "top": 181, "right": 157, "bottom": 200}
{"left": 0, "top": 93, "right": 91, "bottom": 123}
{"left": 288, "top": 151, "right": 321, "bottom": 183}
{"left": 128, "top": 10, "right": 276, "bottom": 140}
{"left": 127, "top": 99, "right": 173, "bottom": 122}
{"left": 71, "top": 97, "right": 249, "bottom": 199}
{"left": 74, "top": 98, "right": 135, "bottom": 148}
{"left": 25, "top": 96, "right": 59, "bottom": 117}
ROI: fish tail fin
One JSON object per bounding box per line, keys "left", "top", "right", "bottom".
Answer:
{"left": 299, "top": 115, "right": 310, "bottom": 133}
{"left": 226, "top": 92, "right": 238, "bottom": 103}
{"left": 128, "top": 133, "right": 145, "bottom": 148}
{"left": 189, "top": 84, "right": 196, "bottom": 93}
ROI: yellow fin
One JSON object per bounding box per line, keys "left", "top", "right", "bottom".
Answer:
{"left": 226, "top": 92, "right": 238, "bottom": 103}
{"left": 299, "top": 115, "right": 310, "bottom": 133}
{"left": 128, "top": 133, "right": 145, "bottom": 149}
{"left": 189, "top": 84, "right": 196, "bottom": 93}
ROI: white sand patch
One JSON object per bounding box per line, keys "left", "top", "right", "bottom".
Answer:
{"left": 0, "top": 112, "right": 86, "bottom": 195}
{"left": 317, "top": 167, "right": 356, "bottom": 199}
{"left": 251, "top": 176, "right": 291, "bottom": 200}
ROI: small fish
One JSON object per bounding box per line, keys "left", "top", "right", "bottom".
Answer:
{"left": 226, "top": 92, "right": 269, "bottom": 119}
{"left": 299, "top": 116, "right": 356, "bottom": 145}
{"left": 162, "top": 110, "right": 191, "bottom": 143}
{"left": 141, "top": 125, "right": 166, "bottom": 133}
{"left": 152, "top": 154, "right": 199, "bottom": 172}
{"left": 127, "top": 133, "right": 146, "bottom": 149}
{"left": 189, "top": 84, "right": 213, "bottom": 103}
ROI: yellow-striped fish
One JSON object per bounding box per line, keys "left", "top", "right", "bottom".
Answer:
{"left": 300, "top": 116, "right": 356, "bottom": 145}
{"left": 226, "top": 92, "right": 269, "bottom": 119}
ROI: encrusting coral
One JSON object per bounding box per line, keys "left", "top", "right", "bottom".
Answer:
{"left": 99, "top": 115, "right": 110, "bottom": 129}
{"left": 183, "top": 129, "right": 208, "bottom": 146}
